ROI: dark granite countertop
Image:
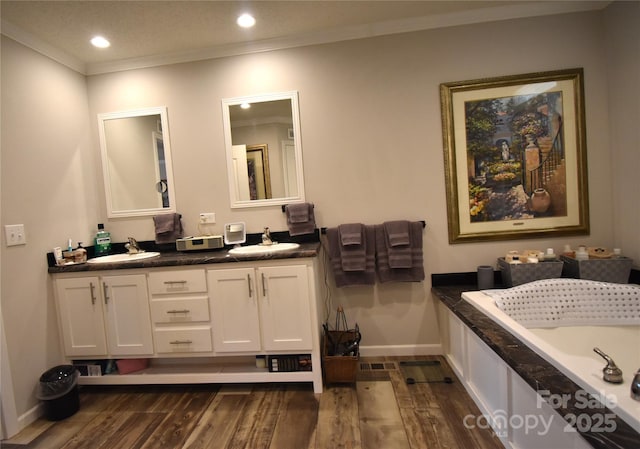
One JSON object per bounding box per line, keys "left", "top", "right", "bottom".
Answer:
{"left": 48, "top": 241, "right": 321, "bottom": 274}
{"left": 433, "top": 285, "right": 639, "bottom": 449}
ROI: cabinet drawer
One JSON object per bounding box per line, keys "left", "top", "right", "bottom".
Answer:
{"left": 150, "top": 296, "right": 210, "bottom": 323}
{"left": 154, "top": 327, "right": 213, "bottom": 353}
{"left": 148, "top": 270, "right": 207, "bottom": 295}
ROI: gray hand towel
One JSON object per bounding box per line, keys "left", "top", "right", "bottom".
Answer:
{"left": 384, "top": 220, "right": 410, "bottom": 246}
{"left": 286, "top": 203, "right": 316, "bottom": 236}
{"left": 339, "top": 223, "right": 362, "bottom": 246}
{"left": 153, "top": 213, "right": 183, "bottom": 244}
{"left": 383, "top": 220, "right": 412, "bottom": 268}
{"left": 338, "top": 224, "right": 366, "bottom": 271}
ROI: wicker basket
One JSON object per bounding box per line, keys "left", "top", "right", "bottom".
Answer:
{"left": 560, "top": 256, "right": 632, "bottom": 284}
{"left": 322, "top": 330, "right": 359, "bottom": 384}
{"left": 498, "top": 257, "right": 564, "bottom": 287}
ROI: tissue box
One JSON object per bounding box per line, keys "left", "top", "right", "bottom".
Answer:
{"left": 498, "top": 257, "right": 564, "bottom": 287}
{"left": 560, "top": 256, "right": 632, "bottom": 284}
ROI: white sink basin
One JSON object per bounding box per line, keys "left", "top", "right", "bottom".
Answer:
{"left": 87, "top": 252, "right": 161, "bottom": 264}
{"left": 228, "top": 242, "right": 300, "bottom": 256}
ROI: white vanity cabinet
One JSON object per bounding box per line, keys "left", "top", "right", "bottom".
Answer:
{"left": 54, "top": 274, "right": 153, "bottom": 357}
{"left": 51, "top": 254, "right": 324, "bottom": 393}
{"left": 208, "top": 264, "right": 313, "bottom": 353}
{"left": 147, "top": 269, "right": 213, "bottom": 354}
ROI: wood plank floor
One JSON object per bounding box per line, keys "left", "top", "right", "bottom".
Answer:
{"left": 2, "top": 356, "right": 503, "bottom": 449}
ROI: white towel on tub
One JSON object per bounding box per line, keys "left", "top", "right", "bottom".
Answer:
{"left": 485, "top": 279, "right": 640, "bottom": 328}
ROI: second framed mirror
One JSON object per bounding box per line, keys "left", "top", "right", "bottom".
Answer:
{"left": 222, "top": 91, "right": 305, "bottom": 208}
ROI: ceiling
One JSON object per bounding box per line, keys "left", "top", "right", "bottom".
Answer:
{"left": 1, "top": 1, "right": 609, "bottom": 75}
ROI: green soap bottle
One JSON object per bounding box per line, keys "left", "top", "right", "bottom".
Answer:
{"left": 95, "top": 223, "right": 111, "bottom": 256}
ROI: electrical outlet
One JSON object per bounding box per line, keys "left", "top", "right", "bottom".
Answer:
{"left": 199, "top": 212, "right": 216, "bottom": 224}
{"left": 5, "top": 224, "right": 26, "bottom": 246}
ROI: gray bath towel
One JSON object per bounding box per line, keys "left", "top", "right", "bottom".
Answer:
{"left": 375, "top": 221, "right": 424, "bottom": 283}
{"left": 153, "top": 213, "right": 183, "bottom": 244}
{"left": 338, "top": 223, "right": 366, "bottom": 271}
{"left": 285, "top": 203, "right": 316, "bottom": 236}
{"left": 327, "top": 226, "right": 376, "bottom": 287}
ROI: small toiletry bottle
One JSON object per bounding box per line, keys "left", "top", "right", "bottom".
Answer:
{"left": 613, "top": 248, "right": 622, "bottom": 259}
{"left": 95, "top": 223, "right": 111, "bottom": 256}
{"left": 575, "top": 245, "right": 589, "bottom": 261}
{"left": 53, "top": 247, "right": 64, "bottom": 265}
{"left": 562, "top": 244, "right": 575, "bottom": 258}
{"left": 544, "top": 247, "right": 556, "bottom": 261}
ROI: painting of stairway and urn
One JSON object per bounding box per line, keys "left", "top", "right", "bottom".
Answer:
{"left": 440, "top": 69, "right": 589, "bottom": 243}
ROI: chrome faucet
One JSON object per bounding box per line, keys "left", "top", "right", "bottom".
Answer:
{"left": 593, "top": 348, "right": 623, "bottom": 384}
{"left": 125, "top": 237, "right": 144, "bottom": 254}
{"left": 631, "top": 369, "right": 640, "bottom": 401}
{"left": 261, "top": 227, "right": 273, "bottom": 246}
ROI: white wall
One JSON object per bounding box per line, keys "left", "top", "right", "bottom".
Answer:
{"left": 1, "top": 36, "right": 95, "bottom": 427}
{"left": 1, "top": 5, "right": 638, "bottom": 430}
{"left": 86, "top": 10, "right": 618, "bottom": 350}
{"left": 604, "top": 1, "right": 640, "bottom": 264}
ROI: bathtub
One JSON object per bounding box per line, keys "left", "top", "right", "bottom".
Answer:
{"left": 462, "top": 280, "right": 640, "bottom": 436}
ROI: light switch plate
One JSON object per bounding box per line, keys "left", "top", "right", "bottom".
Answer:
{"left": 5, "top": 224, "right": 26, "bottom": 246}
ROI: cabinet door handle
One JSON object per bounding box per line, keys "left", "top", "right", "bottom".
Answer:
{"left": 89, "top": 282, "right": 96, "bottom": 305}
{"left": 247, "top": 274, "right": 253, "bottom": 298}
{"left": 102, "top": 283, "right": 109, "bottom": 304}
{"left": 166, "top": 309, "right": 190, "bottom": 314}
{"left": 261, "top": 273, "right": 267, "bottom": 296}
{"left": 169, "top": 340, "right": 192, "bottom": 345}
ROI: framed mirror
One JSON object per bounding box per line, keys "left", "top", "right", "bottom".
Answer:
{"left": 97, "top": 106, "right": 176, "bottom": 217}
{"left": 222, "top": 91, "right": 305, "bottom": 208}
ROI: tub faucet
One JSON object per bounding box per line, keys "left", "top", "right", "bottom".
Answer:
{"left": 261, "top": 227, "right": 273, "bottom": 246}
{"left": 125, "top": 237, "right": 144, "bottom": 254}
{"left": 593, "top": 348, "right": 623, "bottom": 384}
{"left": 631, "top": 370, "right": 640, "bottom": 401}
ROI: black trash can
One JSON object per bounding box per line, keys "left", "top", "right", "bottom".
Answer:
{"left": 37, "top": 365, "right": 79, "bottom": 421}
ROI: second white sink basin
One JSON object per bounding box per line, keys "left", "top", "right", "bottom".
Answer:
{"left": 87, "top": 252, "right": 161, "bottom": 264}
{"left": 228, "top": 242, "right": 300, "bottom": 256}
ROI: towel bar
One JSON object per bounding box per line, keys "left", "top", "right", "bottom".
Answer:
{"left": 320, "top": 221, "right": 426, "bottom": 234}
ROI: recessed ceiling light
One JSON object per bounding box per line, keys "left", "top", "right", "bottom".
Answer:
{"left": 240, "top": 103, "right": 251, "bottom": 109}
{"left": 90, "top": 36, "right": 110, "bottom": 48}
{"left": 237, "top": 13, "right": 256, "bottom": 28}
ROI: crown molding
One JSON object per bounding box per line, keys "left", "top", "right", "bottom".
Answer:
{"left": 1, "top": 19, "right": 86, "bottom": 74}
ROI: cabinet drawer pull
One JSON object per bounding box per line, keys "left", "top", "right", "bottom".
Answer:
{"left": 163, "top": 280, "right": 187, "bottom": 285}
{"left": 166, "top": 309, "right": 190, "bottom": 314}
{"left": 169, "top": 340, "right": 193, "bottom": 345}
{"left": 89, "top": 282, "right": 96, "bottom": 305}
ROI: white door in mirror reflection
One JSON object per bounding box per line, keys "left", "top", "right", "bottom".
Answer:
{"left": 152, "top": 132, "right": 169, "bottom": 207}
{"left": 232, "top": 144, "right": 251, "bottom": 201}
{"left": 282, "top": 141, "right": 298, "bottom": 197}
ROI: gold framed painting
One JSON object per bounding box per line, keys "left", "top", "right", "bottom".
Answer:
{"left": 440, "top": 68, "right": 589, "bottom": 243}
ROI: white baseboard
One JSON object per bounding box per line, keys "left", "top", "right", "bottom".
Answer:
{"left": 359, "top": 344, "right": 442, "bottom": 357}
{"left": 16, "top": 403, "right": 43, "bottom": 435}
